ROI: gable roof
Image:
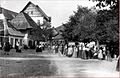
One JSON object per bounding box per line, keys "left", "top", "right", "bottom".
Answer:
{"left": 11, "top": 12, "right": 38, "bottom": 30}
{"left": 21, "top": 1, "right": 49, "bottom": 20}
{"left": 0, "top": 21, "right": 24, "bottom": 37}
{"left": 35, "top": 5, "right": 49, "bottom": 20}
{"left": 0, "top": 7, "right": 18, "bottom": 20}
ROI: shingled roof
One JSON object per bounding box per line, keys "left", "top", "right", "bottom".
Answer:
{"left": 0, "top": 20, "right": 24, "bottom": 37}
{"left": 0, "top": 7, "right": 18, "bottom": 20}
{"left": 11, "top": 12, "right": 38, "bottom": 30}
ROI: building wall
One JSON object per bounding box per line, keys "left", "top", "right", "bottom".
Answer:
{"left": 24, "top": 3, "right": 44, "bottom": 25}
{"left": 9, "top": 36, "right": 23, "bottom": 48}
{"left": 23, "top": 3, "right": 51, "bottom": 29}
{"left": 31, "top": 17, "right": 43, "bottom": 25}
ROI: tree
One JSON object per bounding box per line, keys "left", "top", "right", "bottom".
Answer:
{"left": 63, "top": 6, "right": 97, "bottom": 42}
{"left": 28, "top": 27, "right": 44, "bottom": 41}
{"left": 90, "top": 0, "right": 119, "bottom": 57}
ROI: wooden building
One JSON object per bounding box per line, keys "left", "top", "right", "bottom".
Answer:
{"left": 21, "top": 1, "right": 51, "bottom": 29}
{"left": 0, "top": 1, "right": 51, "bottom": 48}
{"left": 0, "top": 7, "right": 24, "bottom": 47}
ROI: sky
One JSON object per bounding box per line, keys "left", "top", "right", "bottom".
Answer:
{"left": 0, "top": 0, "right": 97, "bottom": 27}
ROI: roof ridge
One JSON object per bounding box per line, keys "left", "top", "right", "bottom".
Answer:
{"left": 0, "top": 7, "right": 18, "bottom": 14}
{"left": 35, "top": 5, "right": 48, "bottom": 17}
{"left": 21, "top": 1, "right": 36, "bottom": 12}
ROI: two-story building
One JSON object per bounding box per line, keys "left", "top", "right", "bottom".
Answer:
{"left": 0, "top": 7, "right": 24, "bottom": 47}
{"left": 0, "top": 1, "right": 51, "bottom": 48}
{"left": 21, "top": 1, "right": 51, "bottom": 29}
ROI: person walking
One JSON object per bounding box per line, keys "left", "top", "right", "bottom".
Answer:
{"left": 98, "top": 47, "right": 103, "bottom": 60}
{"left": 52, "top": 45, "right": 56, "bottom": 54}
{"left": 16, "top": 42, "right": 21, "bottom": 52}
{"left": 67, "top": 45, "right": 73, "bottom": 57}
{"left": 36, "top": 44, "right": 42, "bottom": 52}
{"left": 72, "top": 45, "right": 78, "bottom": 58}
{"left": 78, "top": 43, "right": 84, "bottom": 58}
{"left": 63, "top": 44, "right": 68, "bottom": 56}
{"left": 102, "top": 46, "right": 106, "bottom": 60}
{"left": 3, "top": 42, "right": 11, "bottom": 55}
{"left": 58, "top": 45, "right": 63, "bottom": 56}
{"left": 106, "top": 47, "right": 112, "bottom": 61}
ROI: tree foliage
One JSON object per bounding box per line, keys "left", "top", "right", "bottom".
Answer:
{"left": 91, "top": 0, "right": 118, "bottom": 43}
{"left": 63, "top": 0, "right": 118, "bottom": 44}
{"left": 63, "top": 6, "right": 97, "bottom": 42}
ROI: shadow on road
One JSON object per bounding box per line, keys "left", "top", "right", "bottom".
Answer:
{"left": 0, "top": 55, "right": 58, "bottom": 78}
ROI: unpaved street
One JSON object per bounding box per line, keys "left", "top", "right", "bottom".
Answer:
{"left": 0, "top": 49, "right": 119, "bottom": 78}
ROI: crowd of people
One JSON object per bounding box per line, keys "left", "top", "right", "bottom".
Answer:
{"left": 0, "top": 41, "right": 47, "bottom": 55}
{"left": 51, "top": 41, "right": 119, "bottom": 71}
{"left": 0, "top": 41, "right": 22, "bottom": 55}
{"left": 51, "top": 41, "right": 118, "bottom": 61}
{"left": 0, "top": 40, "right": 119, "bottom": 71}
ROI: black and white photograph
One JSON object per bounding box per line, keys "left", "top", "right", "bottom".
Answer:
{"left": 0, "top": 0, "right": 119, "bottom": 78}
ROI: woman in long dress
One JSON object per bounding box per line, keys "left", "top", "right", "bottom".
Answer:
{"left": 3, "top": 42, "right": 11, "bottom": 55}
{"left": 81, "top": 45, "right": 87, "bottom": 59}
{"left": 79, "top": 43, "right": 84, "bottom": 58}
{"left": 106, "top": 49, "right": 112, "bottom": 61}
{"left": 67, "top": 45, "right": 73, "bottom": 57}
{"left": 98, "top": 48, "right": 103, "bottom": 60}
{"left": 72, "top": 46, "right": 77, "bottom": 58}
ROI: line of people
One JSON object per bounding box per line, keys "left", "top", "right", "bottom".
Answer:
{"left": 52, "top": 41, "right": 117, "bottom": 61}
{"left": 0, "top": 41, "right": 49, "bottom": 55}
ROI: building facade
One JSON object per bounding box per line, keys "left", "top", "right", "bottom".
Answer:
{"left": 21, "top": 1, "right": 51, "bottom": 29}
{"left": 0, "top": 1, "right": 51, "bottom": 48}
{"left": 0, "top": 7, "right": 24, "bottom": 48}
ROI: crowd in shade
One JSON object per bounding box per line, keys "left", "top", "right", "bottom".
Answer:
{"left": 51, "top": 41, "right": 119, "bottom": 61}
{"left": 51, "top": 40, "right": 119, "bottom": 71}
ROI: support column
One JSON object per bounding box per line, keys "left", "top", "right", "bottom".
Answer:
{"left": 13, "top": 38, "right": 15, "bottom": 48}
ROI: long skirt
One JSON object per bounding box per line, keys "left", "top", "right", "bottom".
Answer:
{"left": 16, "top": 46, "right": 21, "bottom": 52}
{"left": 78, "top": 50, "right": 82, "bottom": 58}
{"left": 82, "top": 50, "right": 87, "bottom": 59}
{"left": 98, "top": 52, "right": 103, "bottom": 59}
{"left": 72, "top": 51, "right": 77, "bottom": 58}
{"left": 36, "top": 47, "right": 42, "bottom": 52}
{"left": 106, "top": 54, "right": 112, "bottom": 61}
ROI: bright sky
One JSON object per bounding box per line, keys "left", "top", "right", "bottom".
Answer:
{"left": 1, "top": 0, "right": 97, "bottom": 27}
